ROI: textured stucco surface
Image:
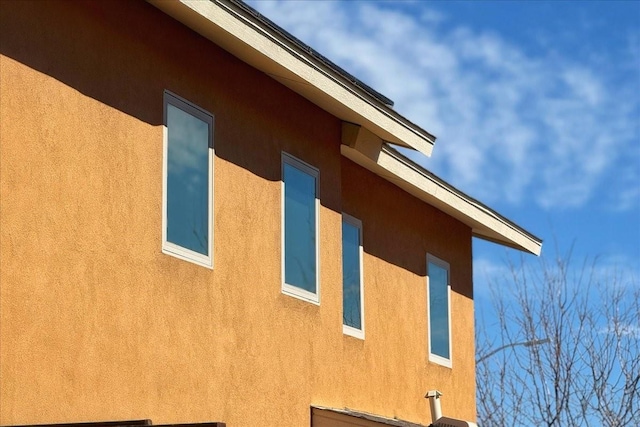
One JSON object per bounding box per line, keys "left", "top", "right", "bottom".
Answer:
{"left": 0, "top": 1, "right": 475, "bottom": 425}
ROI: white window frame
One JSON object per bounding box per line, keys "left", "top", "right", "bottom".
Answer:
{"left": 281, "top": 152, "right": 320, "bottom": 304}
{"left": 426, "top": 254, "right": 452, "bottom": 368}
{"left": 162, "top": 90, "right": 214, "bottom": 269}
{"left": 342, "top": 214, "right": 364, "bottom": 339}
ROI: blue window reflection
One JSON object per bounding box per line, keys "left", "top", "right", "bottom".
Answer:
{"left": 342, "top": 220, "right": 362, "bottom": 330}
{"left": 283, "top": 161, "right": 317, "bottom": 294}
{"left": 166, "top": 102, "right": 210, "bottom": 256}
{"left": 429, "top": 261, "right": 450, "bottom": 359}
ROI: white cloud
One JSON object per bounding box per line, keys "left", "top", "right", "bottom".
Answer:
{"left": 248, "top": 0, "right": 639, "bottom": 211}
{"left": 473, "top": 257, "right": 511, "bottom": 287}
{"left": 167, "top": 104, "right": 209, "bottom": 174}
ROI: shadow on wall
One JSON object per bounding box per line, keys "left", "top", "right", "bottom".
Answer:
{"left": 342, "top": 158, "right": 473, "bottom": 299}
{"left": 0, "top": 0, "right": 473, "bottom": 296}
{"left": 0, "top": 0, "right": 340, "bottom": 190}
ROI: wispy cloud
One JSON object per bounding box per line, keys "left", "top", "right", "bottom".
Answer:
{"left": 472, "top": 256, "right": 513, "bottom": 300}
{"left": 600, "top": 323, "right": 640, "bottom": 339}
{"left": 249, "top": 0, "right": 640, "bottom": 211}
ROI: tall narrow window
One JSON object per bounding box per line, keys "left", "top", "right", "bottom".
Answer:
{"left": 282, "top": 153, "right": 319, "bottom": 303}
{"left": 342, "top": 214, "right": 364, "bottom": 338}
{"left": 162, "top": 91, "right": 214, "bottom": 268}
{"left": 427, "top": 255, "right": 451, "bottom": 367}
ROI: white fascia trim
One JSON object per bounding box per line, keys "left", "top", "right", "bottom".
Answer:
{"left": 147, "top": 0, "right": 435, "bottom": 156}
{"left": 341, "top": 143, "right": 542, "bottom": 255}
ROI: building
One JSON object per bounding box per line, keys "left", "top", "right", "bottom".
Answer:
{"left": 0, "top": 1, "right": 542, "bottom": 426}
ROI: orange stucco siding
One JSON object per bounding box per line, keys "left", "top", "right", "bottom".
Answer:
{"left": 0, "top": 1, "right": 475, "bottom": 426}
{"left": 341, "top": 158, "right": 475, "bottom": 420}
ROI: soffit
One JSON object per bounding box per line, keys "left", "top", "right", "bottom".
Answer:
{"left": 340, "top": 133, "right": 542, "bottom": 255}
{"left": 147, "top": 0, "right": 435, "bottom": 156}
{"left": 148, "top": 0, "right": 542, "bottom": 255}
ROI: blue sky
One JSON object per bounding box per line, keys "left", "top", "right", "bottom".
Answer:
{"left": 247, "top": 1, "right": 640, "bottom": 295}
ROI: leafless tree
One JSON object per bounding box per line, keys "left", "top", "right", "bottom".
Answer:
{"left": 476, "top": 248, "right": 640, "bottom": 427}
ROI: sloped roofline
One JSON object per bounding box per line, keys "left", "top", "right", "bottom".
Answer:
{"left": 148, "top": 0, "right": 436, "bottom": 156}
{"left": 380, "top": 145, "right": 542, "bottom": 254}
{"left": 226, "top": 0, "right": 395, "bottom": 109}
{"left": 312, "top": 406, "right": 427, "bottom": 427}
{"left": 341, "top": 123, "right": 541, "bottom": 255}
{"left": 147, "top": 0, "right": 542, "bottom": 255}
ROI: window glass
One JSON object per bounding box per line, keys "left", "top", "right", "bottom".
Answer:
{"left": 166, "top": 104, "right": 210, "bottom": 255}
{"left": 429, "top": 260, "right": 450, "bottom": 360}
{"left": 283, "top": 160, "right": 317, "bottom": 295}
{"left": 342, "top": 219, "right": 362, "bottom": 331}
{"left": 163, "top": 92, "right": 213, "bottom": 267}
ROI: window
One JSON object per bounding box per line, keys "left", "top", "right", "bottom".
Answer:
{"left": 162, "top": 91, "right": 214, "bottom": 268}
{"left": 427, "top": 255, "right": 451, "bottom": 367}
{"left": 342, "top": 214, "right": 364, "bottom": 338}
{"left": 281, "top": 153, "right": 319, "bottom": 303}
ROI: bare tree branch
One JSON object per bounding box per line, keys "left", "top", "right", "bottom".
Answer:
{"left": 476, "top": 250, "right": 640, "bottom": 426}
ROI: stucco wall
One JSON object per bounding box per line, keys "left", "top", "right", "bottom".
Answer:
{"left": 0, "top": 1, "right": 475, "bottom": 425}
{"left": 340, "top": 157, "right": 476, "bottom": 420}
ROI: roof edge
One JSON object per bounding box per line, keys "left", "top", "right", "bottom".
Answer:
{"left": 341, "top": 138, "right": 542, "bottom": 255}
{"left": 147, "top": 0, "right": 436, "bottom": 156}
{"left": 381, "top": 145, "right": 543, "bottom": 255}
{"left": 225, "top": 0, "right": 395, "bottom": 108}
{"left": 312, "top": 406, "right": 427, "bottom": 427}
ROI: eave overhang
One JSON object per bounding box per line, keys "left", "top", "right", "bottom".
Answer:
{"left": 312, "top": 406, "right": 427, "bottom": 427}
{"left": 147, "top": 0, "right": 435, "bottom": 156}
{"left": 342, "top": 123, "right": 542, "bottom": 255}
{"left": 148, "top": 0, "right": 541, "bottom": 255}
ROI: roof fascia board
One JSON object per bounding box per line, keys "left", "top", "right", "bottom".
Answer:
{"left": 342, "top": 121, "right": 383, "bottom": 161}
{"left": 147, "top": 0, "right": 435, "bottom": 156}
{"left": 312, "top": 406, "right": 427, "bottom": 427}
{"left": 340, "top": 128, "right": 542, "bottom": 255}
